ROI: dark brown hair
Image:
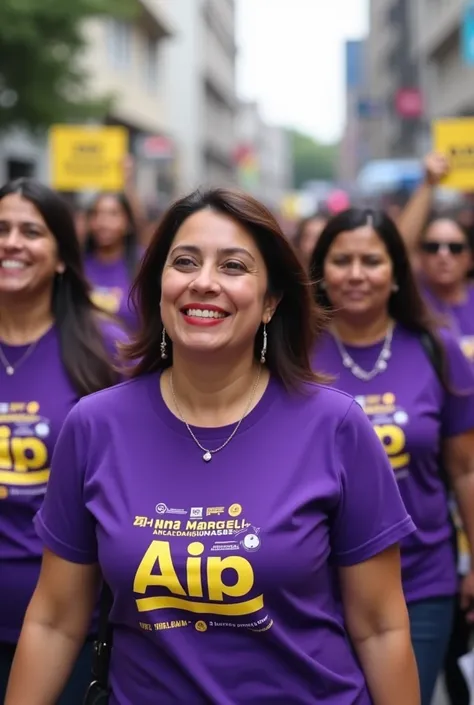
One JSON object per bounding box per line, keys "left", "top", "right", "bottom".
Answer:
{"left": 122, "top": 188, "right": 327, "bottom": 390}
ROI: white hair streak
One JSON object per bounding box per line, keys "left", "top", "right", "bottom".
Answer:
{"left": 365, "top": 211, "right": 374, "bottom": 228}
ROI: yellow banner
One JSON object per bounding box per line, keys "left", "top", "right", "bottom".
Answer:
{"left": 432, "top": 118, "right": 474, "bottom": 191}
{"left": 49, "top": 125, "right": 128, "bottom": 191}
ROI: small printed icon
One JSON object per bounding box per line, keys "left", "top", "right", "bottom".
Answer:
{"left": 0, "top": 486, "right": 8, "bottom": 499}
{"left": 393, "top": 410, "right": 408, "bottom": 425}
{"left": 34, "top": 422, "right": 50, "bottom": 438}
{"left": 242, "top": 533, "right": 261, "bottom": 551}
{"left": 206, "top": 506, "right": 225, "bottom": 517}
{"left": 228, "top": 503, "right": 242, "bottom": 517}
{"left": 195, "top": 620, "right": 207, "bottom": 632}
{"left": 155, "top": 503, "right": 187, "bottom": 515}
{"left": 190, "top": 507, "right": 203, "bottom": 518}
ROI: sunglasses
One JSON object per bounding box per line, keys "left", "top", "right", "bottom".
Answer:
{"left": 421, "top": 241, "right": 468, "bottom": 255}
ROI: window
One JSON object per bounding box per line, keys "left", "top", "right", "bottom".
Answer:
{"left": 144, "top": 37, "right": 158, "bottom": 90}
{"left": 107, "top": 20, "right": 132, "bottom": 70}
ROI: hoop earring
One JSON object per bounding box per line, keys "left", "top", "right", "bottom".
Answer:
{"left": 160, "top": 327, "right": 168, "bottom": 360}
{"left": 260, "top": 324, "right": 268, "bottom": 364}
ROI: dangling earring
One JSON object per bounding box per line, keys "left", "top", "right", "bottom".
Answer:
{"left": 392, "top": 283, "right": 399, "bottom": 293}
{"left": 260, "top": 324, "right": 268, "bottom": 364}
{"left": 160, "top": 327, "right": 168, "bottom": 360}
{"left": 319, "top": 280, "right": 326, "bottom": 290}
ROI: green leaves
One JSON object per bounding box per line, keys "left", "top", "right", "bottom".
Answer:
{"left": 0, "top": 0, "right": 137, "bottom": 132}
{"left": 289, "top": 129, "right": 339, "bottom": 188}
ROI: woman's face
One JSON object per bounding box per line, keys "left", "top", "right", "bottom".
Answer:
{"left": 160, "top": 209, "right": 278, "bottom": 360}
{"left": 299, "top": 217, "right": 327, "bottom": 260}
{"left": 0, "top": 193, "right": 65, "bottom": 298}
{"left": 88, "top": 195, "right": 129, "bottom": 249}
{"left": 420, "top": 219, "right": 472, "bottom": 289}
{"left": 323, "top": 225, "right": 394, "bottom": 321}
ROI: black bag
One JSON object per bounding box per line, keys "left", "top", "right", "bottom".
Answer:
{"left": 419, "top": 330, "right": 450, "bottom": 491}
{"left": 83, "top": 584, "right": 114, "bottom": 705}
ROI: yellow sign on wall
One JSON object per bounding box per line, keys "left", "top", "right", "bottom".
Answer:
{"left": 432, "top": 118, "right": 474, "bottom": 191}
{"left": 49, "top": 125, "right": 128, "bottom": 191}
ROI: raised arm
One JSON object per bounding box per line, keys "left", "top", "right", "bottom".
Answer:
{"left": 5, "top": 550, "right": 99, "bottom": 704}
{"left": 397, "top": 153, "right": 449, "bottom": 258}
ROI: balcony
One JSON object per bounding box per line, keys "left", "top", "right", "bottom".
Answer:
{"left": 417, "top": 0, "right": 464, "bottom": 57}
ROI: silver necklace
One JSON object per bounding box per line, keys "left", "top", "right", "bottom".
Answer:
{"left": 332, "top": 323, "right": 394, "bottom": 381}
{"left": 169, "top": 366, "right": 262, "bottom": 462}
{"left": 0, "top": 340, "right": 39, "bottom": 375}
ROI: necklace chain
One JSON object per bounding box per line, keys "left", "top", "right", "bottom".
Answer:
{"left": 332, "top": 323, "right": 394, "bottom": 381}
{"left": 0, "top": 340, "right": 39, "bottom": 376}
{"left": 169, "top": 366, "right": 262, "bottom": 462}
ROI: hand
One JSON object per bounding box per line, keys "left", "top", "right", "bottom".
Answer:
{"left": 423, "top": 152, "right": 449, "bottom": 186}
{"left": 460, "top": 570, "right": 474, "bottom": 622}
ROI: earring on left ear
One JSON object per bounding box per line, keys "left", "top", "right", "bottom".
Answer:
{"left": 260, "top": 323, "right": 268, "bottom": 364}
{"left": 392, "top": 283, "right": 399, "bottom": 292}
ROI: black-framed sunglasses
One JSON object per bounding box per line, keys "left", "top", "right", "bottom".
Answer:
{"left": 420, "top": 241, "right": 468, "bottom": 255}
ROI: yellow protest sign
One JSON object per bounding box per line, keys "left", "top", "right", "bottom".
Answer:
{"left": 49, "top": 125, "right": 128, "bottom": 191}
{"left": 432, "top": 118, "right": 474, "bottom": 190}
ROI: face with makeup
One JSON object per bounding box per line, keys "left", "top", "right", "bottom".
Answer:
{"left": 160, "top": 209, "right": 278, "bottom": 360}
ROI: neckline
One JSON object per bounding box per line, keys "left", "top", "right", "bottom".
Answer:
{"left": 147, "top": 370, "right": 280, "bottom": 442}
{"left": 86, "top": 253, "right": 127, "bottom": 270}
{"left": 0, "top": 324, "right": 56, "bottom": 351}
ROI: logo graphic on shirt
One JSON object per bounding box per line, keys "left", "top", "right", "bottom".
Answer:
{"left": 0, "top": 401, "right": 51, "bottom": 500}
{"left": 90, "top": 286, "right": 123, "bottom": 314}
{"left": 132, "top": 502, "right": 272, "bottom": 635}
{"left": 460, "top": 336, "right": 474, "bottom": 362}
{"left": 356, "top": 393, "right": 411, "bottom": 480}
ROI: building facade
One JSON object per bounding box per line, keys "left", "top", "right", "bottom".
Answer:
{"left": 413, "top": 0, "right": 474, "bottom": 120}
{"left": 0, "top": 0, "right": 175, "bottom": 206}
{"left": 365, "top": 0, "right": 424, "bottom": 160}
{"left": 235, "top": 101, "right": 292, "bottom": 211}
{"left": 162, "top": 0, "right": 237, "bottom": 195}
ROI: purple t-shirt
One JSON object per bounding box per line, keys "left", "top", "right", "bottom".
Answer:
{"left": 421, "top": 282, "right": 474, "bottom": 362}
{"left": 35, "top": 373, "right": 414, "bottom": 704}
{"left": 0, "top": 322, "right": 125, "bottom": 643}
{"left": 313, "top": 325, "right": 474, "bottom": 603}
{"left": 84, "top": 255, "right": 138, "bottom": 332}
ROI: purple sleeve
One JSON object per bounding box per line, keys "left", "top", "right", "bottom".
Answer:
{"left": 330, "top": 401, "right": 415, "bottom": 566}
{"left": 439, "top": 330, "right": 474, "bottom": 437}
{"left": 34, "top": 403, "right": 98, "bottom": 564}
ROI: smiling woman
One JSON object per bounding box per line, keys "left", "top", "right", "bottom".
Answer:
{"left": 8, "top": 189, "right": 419, "bottom": 705}
{"left": 310, "top": 207, "right": 474, "bottom": 705}
{"left": 0, "top": 178, "right": 126, "bottom": 705}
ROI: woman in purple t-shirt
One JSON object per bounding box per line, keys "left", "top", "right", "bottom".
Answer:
{"left": 84, "top": 191, "right": 142, "bottom": 332}
{"left": 309, "top": 207, "right": 474, "bottom": 705}
{"left": 7, "top": 189, "right": 418, "bottom": 704}
{"left": 0, "top": 178, "right": 125, "bottom": 704}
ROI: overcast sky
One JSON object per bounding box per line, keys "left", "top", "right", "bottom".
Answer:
{"left": 236, "top": 0, "right": 369, "bottom": 144}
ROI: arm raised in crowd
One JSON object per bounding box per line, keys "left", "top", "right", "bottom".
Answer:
{"left": 396, "top": 153, "right": 450, "bottom": 258}
{"left": 5, "top": 550, "right": 99, "bottom": 704}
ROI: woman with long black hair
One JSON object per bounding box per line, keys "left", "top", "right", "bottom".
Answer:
{"left": 0, "top": 178, "right": 125, "bottom": 703}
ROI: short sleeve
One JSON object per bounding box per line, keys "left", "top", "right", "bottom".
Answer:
{"left": 330, "top": 401, "right": 415, "bottom": 566}
{"left": 34, "top": 402, "right": 98, "bottom": 564}
{"left": 439, "top": 330, "right": 474, "bottom": 437}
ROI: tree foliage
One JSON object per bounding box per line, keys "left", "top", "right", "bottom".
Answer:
{"left": 0, "top": 0, "right": 137, "bottom": 133}
{"left": 289, "top": 129, "right": 339, "bottom": 188}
